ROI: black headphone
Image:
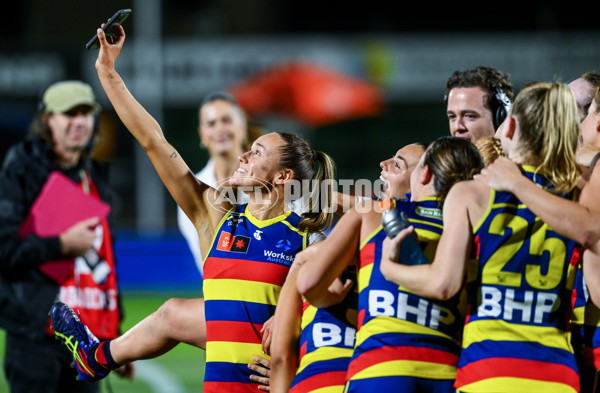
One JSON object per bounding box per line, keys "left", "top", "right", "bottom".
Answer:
{"left": 491, "top": 84, "right": 512, "bottom": 129}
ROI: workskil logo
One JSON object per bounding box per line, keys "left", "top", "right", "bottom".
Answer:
{"left": 264, "top": 249, "right": 294, "bottom": 266}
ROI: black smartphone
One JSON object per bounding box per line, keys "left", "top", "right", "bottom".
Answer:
{"left": 85, "top": 9, "right": 132, "bottom": 50}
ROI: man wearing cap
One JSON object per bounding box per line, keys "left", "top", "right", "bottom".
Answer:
{"left": 0, "top": 80, "right": 132, "bottom": 393}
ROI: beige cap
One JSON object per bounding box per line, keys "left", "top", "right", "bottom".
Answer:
{"left": 41, "top": 80, "right": 101, "bottom": 113}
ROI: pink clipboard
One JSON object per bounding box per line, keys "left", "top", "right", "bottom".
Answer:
{"left": 18, "top": 171, "right": 111, "bottom": 284}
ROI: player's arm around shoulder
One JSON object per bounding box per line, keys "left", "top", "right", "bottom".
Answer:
{"left": 429, "top": 180, "right": 489, "bottom": 299}
{"left": 296, "top": 206, "right": 362, "bottom": 307}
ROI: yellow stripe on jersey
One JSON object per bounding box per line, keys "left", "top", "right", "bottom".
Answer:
{"left": 350, "top": 359, "right": 457, "bottom": 380}
{"left": 462, "top": 319, "right": 573, "bottom": 351}
{"left": 206, "top": 341, "right": 266, "bottom": 363}
{"left": 311, "top": 386, "right": 345, "bottom": 393}
{"left": 358, "top": 263, "right": 374, "bottom": 293}
{"left": 458, "top": 376, "right": 578, "bottom": 393}
{"left": 571, "top": 301, "right": 600, "bottom": 327}
{"left": 418, "top": 196, "right": 439, "bottom": 203}
{"left": 242, "top": 206, "right": 293, "bottom": 228}
{"left": 410, "top": 218, "right": 443, "bottom": 231}
{"left": 356, "top": 316, "right": 456, "bottom": 347}
{"left": 301, "top": 305, "right": 318, "bottom": 330}
{"left": 203, "top": 278, "right": 281, "bottom": 304}
{"left": 281, "top": 219, "right": 307, "bottom": 236}
{"left": 491, "top": 202, "right": 522, "bottom": 209}
{"left": 411, "top": 227, "right": 443, "bottom": 242}
{"left": 296, "top": 346, "right": 354, "bottom": 374}
{"left": 360, "top": 225, "right": 383, "bottom": 250}
{"left": 571, "top": 304, "right": 585, "bottom": 325}
{"left": 473, "top": 189, "right": 495, "bottom": 233}
{"left": 203, "top": 206, "right": 237, "bottom": 268}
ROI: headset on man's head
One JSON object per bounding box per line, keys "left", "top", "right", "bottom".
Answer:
{"left": 490, "top": 84, "right": 512, "bottom": 129}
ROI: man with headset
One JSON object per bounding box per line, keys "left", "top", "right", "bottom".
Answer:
{"left": 444, "top": 65, "right": 514, "bottom": 144}
{"left": 0, "top": 80, "right": 132, "bottom": 393}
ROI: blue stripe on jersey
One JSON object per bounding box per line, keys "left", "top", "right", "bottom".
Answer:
{"left": 346, "top": 375, "right": 455, "bottom": 393}
{"left": 292, "top": 356, "right": 351, "bottom": 384}
{"left": 204, "top": 361, "right": 261, "bottom": 382}
{"left": 458, "top": 339, "right": 578, "bottom": 372}
{"left": 352, "top": 331, "right": 461, "bottom": 358}
{"left": 204, "top": 299, "right": 274, "bottom": 323}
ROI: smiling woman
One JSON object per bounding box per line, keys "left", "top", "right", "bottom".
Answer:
{"left": 378, "top": 142, "right": 427, "bottom": 201}
{"left": 49, "top": 24, "right": 338, "bottom": 393}
{"left": 177, "top": 91, "right": 252, "bottom": 278}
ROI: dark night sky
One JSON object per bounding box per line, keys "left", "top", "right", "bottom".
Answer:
{"left": 1, "top": 1, "right": 596, "bottom": 51}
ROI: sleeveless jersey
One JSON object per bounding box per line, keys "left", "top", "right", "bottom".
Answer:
{"left": 456, "top": 166, "right": 582, "bottom": 393}
{"left": 202, "top": 204, "right": 307, "bottom": 393}
{"left": 346, "top": 197, "right": 465, "bottom": 391}
{"left": 290, "top": 267, "right": 358, "bottom": 393}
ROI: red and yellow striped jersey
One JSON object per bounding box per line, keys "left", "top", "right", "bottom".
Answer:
{"left": 203, "top": 204, "right": 307, "bottom": 393}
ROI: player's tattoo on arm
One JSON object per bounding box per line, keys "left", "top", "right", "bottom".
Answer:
{"left": 170, "top": 151, "right": 178, "bottom": 158}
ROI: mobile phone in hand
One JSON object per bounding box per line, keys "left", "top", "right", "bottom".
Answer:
{"left": 86, "top": 9, "right": 131, "bottom": 50}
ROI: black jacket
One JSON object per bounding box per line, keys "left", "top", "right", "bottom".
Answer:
{"left": 0, "top": 139, "right": 117, "bottom": 339}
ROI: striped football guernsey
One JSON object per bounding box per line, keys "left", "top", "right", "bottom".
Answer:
{"left": 290, "top": 267, "right": 358, "bottom": 393}
{"left": 203, "top": 204, "right": 307, "bottom": 393}
{"left": 456, "top": 166, "right": 582, "bottom": 393}
{"left": 346, "top": 197, "right": 465, "bottom": 392}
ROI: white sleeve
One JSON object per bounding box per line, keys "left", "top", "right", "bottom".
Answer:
{"left": 177, "top": 205, "right": 204, "bottom": 277}
{"left": 307, "top": 230, "right": 327, "bottom": 246}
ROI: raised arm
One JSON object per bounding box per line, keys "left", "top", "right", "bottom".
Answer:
{"left": 94, "top": 26, "right": 229, "bottom": 231}
{"left": 476, "top": 156, "right": 600, "bottom": 248}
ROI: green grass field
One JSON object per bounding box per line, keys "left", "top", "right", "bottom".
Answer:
{"left": 0, "top": 291, "right": 206, "bottom": 393}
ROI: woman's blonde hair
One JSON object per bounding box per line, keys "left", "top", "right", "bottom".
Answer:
{"left": 276, "top": 132, "right": 336, "bottom": 233}
{"left": 511, "top": 81, "right": 581, "bottom": 194}
{"left": 475, "top": 136, "right": 505, "bottom": 167}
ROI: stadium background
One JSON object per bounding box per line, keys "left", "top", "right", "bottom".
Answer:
{"left": 1, "top": 1, "right": 600, "bottom": 391}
